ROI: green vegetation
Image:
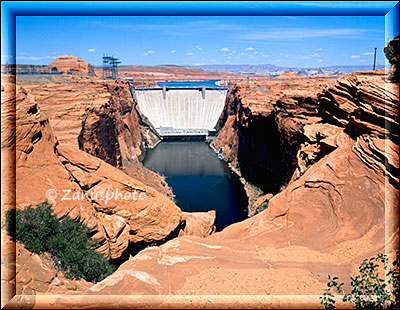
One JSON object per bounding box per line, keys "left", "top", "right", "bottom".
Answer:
{"left": 320, "top": 251, "right": 399, "bottom": 309}
{"left": 5, "top": 202, "right": 115, "bottom": 282}
{"left": 384, "top": 35, "right": 399, "bottom": 82}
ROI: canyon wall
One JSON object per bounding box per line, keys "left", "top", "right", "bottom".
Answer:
{"left": 76, "top": 70, "right": 398, "bottom": 304}
{"left": 2, "top": 50, "right": 398, "bottom": 306}
{"left": 1, "top": 72, "right": 216, "bottom": 298}
{"left": 16, "top": 74, "right": 170, "bottom": 197}
{"left": 213, "top": 76, "right": 338, "bottom": 212}
{"left": 2, "top": 76, "right": 184, "bottom": 260}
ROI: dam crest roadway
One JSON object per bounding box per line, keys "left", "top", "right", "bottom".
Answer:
{"left": 128, "top": 79, "right": 232, "bottom": 137}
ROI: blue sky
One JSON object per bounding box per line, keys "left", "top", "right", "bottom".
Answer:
{"left": 15, "top": 15, "right": 386, "bottom": 67}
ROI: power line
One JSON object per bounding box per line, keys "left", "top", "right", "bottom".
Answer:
{"left": 102, "top": 54, "right": 121, "bottom": 79}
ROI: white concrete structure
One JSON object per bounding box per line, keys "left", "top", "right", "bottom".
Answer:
{"left": 135, "top": 88, "right": 227, "bottom": 136}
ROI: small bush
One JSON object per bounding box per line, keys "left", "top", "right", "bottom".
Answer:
{"left": 320, "top": 251, "right": 399, "bottom": 309}
{"left": 384, "top": 35, "right": 399, "bottom": 82}
{"left": 5, "top": 202, "right": 115, "bottom": 282}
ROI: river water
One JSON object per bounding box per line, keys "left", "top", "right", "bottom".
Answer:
{"left": 143, "top": 141, "right": 248, "bottom": 231}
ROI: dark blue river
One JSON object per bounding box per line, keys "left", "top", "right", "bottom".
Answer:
{"left": 143, "top": 141, "right": 248, "bottom": 231}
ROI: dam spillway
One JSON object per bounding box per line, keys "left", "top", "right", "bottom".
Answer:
{"left": 134, "top": 86, "right": 228, "bottom": 136}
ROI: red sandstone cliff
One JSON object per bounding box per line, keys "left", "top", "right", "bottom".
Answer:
{"left": 16, "top": 74, "right": 170, "bottom": 197}
{"left": 49, "top": 55, "right": 95, "bottom": 76}
{"left": 2, "top": 78, "right": 183, "bottom": 260}
{"left": 75, "top": 71, "right": 398, "bottom": 305}
{"left": 1, "top": 51, "right": 398, "bottom": 307}
{"left": 1, "top": 73, "right": 216, "bottom": 299}
{"left": 213, "top": 75, "right": 338, "bottom": 212}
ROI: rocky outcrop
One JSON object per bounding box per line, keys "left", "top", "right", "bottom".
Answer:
{"left": 319, "top": 73, "right": 399, "bottom": 142}
{"left": 84, "top": 140, "right": 392, "bottom": 296}
{"left": 2, "top": 76, "right": 183, "bottom": 262}
{"left": 216, "top": 72, "right": 398, "bottom": 216}
{"left": 77, "top": 79, "right": 143, "bottom": 167}
{"left": 178, "top": 211, "right": 216, "bottom": 238}
{"left": 49, "top": 55, "right": 95, "bottom": 76}
{"left": 291, "top": 123, "right": 345, "bottom": 180}
{"left": 276, "top": 70, "right": 303, "bottom": 78}
{"left": 17, "top": 74, "right": 171, "bottom": 197}
{"left": 1, "top": 71, "right": 224, "bottom": 301}
{"left": 2, "top": 53, "right": 398, "bottom": 306}
{"left": 7, "top": 234, "right": 92, "bottom": 295}
{"left": 55, "top": 144, "right": 182, "bottom": 247}
{"left": 81, "top": 71, "right": 398, "bottom": 300}
{"left": 213, "top": 76, "right": 337, "bottom": 203}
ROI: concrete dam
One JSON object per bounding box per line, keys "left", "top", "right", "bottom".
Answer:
{"left": 134, "top": 85, "right": 228, "bottom": 137}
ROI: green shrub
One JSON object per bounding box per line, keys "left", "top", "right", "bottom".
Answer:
{"left": 5, "top": 202, "right": 115, "bottom": 282}
{"left": 384, "top": 35, "right": 399, "bottom": 82}
{"left": 320, "top": 251, "right": 399, "bottom": 309}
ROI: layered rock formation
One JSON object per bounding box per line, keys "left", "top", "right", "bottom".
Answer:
{"left": 178, "top": 211, "right": 216, "bottom": 238}
{"left": 16, "top": 74, "right": 170, "bottom": 197}
{"left": 2, "top": 70, "right": 219, "bottom": 300}
{"left": 2, "top": 51, "right": 398, "bottom": 307}
{"left": 49, "top": 55, "right": 95, "bottom": 76}
{"left": 3, "top": 79, "right": 183, "bottom": 260}
{"left": 4, "top": 233, "right": 92, "bottom": 295}
{"left": 213, "top": 76, "right": 338, "bottom": 208}
{"left": 77, "top": 71, "right": 398, "bottom": 304}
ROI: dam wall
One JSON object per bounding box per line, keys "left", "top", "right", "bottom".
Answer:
{"left": 135, "top": 88, "right": 227, "bottom": 135}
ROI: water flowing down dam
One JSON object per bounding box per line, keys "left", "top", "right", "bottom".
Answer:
{"left": 132, "top": 81, "right": 228, "bottom": 137}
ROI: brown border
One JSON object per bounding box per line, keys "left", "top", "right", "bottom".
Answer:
{"left": 1, "top": 73, "right": 17, "bottom": 309}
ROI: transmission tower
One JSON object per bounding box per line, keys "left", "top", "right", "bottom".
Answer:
{"left": 102, "top": 54, "right": 121, "bottom": 79}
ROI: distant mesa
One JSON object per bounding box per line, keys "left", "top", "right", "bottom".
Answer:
{"left": 48, "top": 55, "right": 95, "bottom": 76}
{"left": 276, "top": 70, "right": 303, "bottom": 78}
